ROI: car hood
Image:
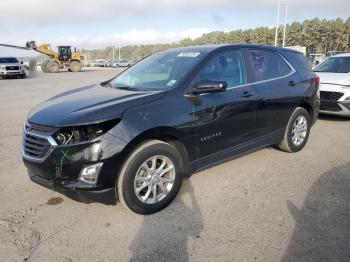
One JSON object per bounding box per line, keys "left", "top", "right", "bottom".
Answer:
{"left": 28, "top": 83, "right": 165, "bottom": 127}
{"left": 316, "top": 72, "right": 350, "bottom": 86}
{"left": 0, "top": 63, "right": 21, "bottom": 66}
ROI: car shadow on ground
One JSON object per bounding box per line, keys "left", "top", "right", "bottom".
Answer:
{"left": 318, "top": 114, "right": 350, "bottom": 121}
{"left": 0, "top": 75, "right": 31, "bottom": 80}
{"left": 282, "top": 163, "right": 350, "bottom": 261}
{"left": 0, "top": 71, "right": 39, "bottom": 80}
{"left": 58, "top": 188, "right": 117, "bottom": 205}
{"left": 128, "top": 179, "right": 203, "bottom": 262}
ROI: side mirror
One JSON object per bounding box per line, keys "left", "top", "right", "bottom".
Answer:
{"left": 20, "top": 61, "right": 24, "bottom": 64}
{"left": 190, "top": 80, "right": 227, "bottom": 95}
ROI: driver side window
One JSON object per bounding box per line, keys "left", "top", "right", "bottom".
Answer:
{"left": 195, "top": 50, "right": 247, "bottom": 87}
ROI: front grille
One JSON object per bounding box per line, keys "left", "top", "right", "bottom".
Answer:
{"left": 342, "top": 103, "right": 350, "bottom": 111}
{"left": 320, "top": 91, "right": 344, "bottom": 101}
{"left": 23, "top": 133, "right": 52, "bottom": 159}
{"left": 26, "top": 122, "right": 57, "bottom": 133}
{"left": 320, "top": 101, "right": 342, "bottom": 112}
{"left": 5, "top": 66, "right": 19, "bottom": 71}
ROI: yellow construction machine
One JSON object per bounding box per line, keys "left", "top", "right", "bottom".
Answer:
{"left": 0, "top": 41, "right": 87, "bottom": 73}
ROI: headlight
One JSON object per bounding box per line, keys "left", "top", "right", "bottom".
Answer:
{"left": 53, "top": 119, "right": 120, "bottom": 145}
{"left": 0, "top": 65, "right": 5, "bottom": 70}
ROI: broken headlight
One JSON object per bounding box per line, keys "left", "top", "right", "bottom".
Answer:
{"left": 53, "top": 119, "right": 120, "bottom": 145}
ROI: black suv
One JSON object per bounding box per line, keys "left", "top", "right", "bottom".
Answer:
{"left": 22, "top": 45, "right": 319, "bottom": 214}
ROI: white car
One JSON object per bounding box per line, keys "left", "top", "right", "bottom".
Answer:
{"left": 0, "top": 57, "right": 27, "bottom": 79}
{"left": 113, "top": 60, "right": 132, "bottom": 67}
{"left": 314, "top": 53, "right": 350, "bottom": 116}
{"left": 89, "top": 59, "right": 106, "bottom": 67}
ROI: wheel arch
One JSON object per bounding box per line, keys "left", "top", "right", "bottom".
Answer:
{"left": 70, "top": 59, "right": 81, "bottom": 63}
{"left": 298, "top": 102, "right": 313, "bottom": 120}
{"left": 114, "top": 126, "right": 191, "bottom": 182}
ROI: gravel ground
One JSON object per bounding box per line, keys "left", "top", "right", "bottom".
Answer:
{"left": 0, "top": 68, "right": 349, "bottom": 262}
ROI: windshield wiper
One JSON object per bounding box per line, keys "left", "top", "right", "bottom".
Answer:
{"left": 101, "top": 81, "right": 112, "bottom": 88}
{"left": 101, "top": 82, "right": 139, "bottom": 91}
{"left": 118, "top": 86, "right": 139, "bottom": 91}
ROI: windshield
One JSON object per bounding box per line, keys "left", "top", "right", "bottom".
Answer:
{"left": 314, "top": 56, "right": 350, "bottom": 73}
{"left": 0, "top": 57, "right": 19, "bottom": 63}
{"left": 108, "top": 50, "right": 205, "bottom": 91}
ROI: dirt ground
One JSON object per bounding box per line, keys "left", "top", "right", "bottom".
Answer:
{"left": 0, "top": 69, "right": 349, "bottom": 262}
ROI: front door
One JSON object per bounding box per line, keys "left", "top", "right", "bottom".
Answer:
{"left": 187, "top": 49, "right": 258, "bottom": 158}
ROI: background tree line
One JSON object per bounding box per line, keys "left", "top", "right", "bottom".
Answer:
{"left": 82, "top": 17, "right": 350, "bottom": 60}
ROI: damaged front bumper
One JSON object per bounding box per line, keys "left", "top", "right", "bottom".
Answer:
{"left": 22, "top": 126, "right": 127, "bottom": 192}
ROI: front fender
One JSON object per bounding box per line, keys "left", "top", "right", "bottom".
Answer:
{"left": 108, "top": 95, "right": 200, "bottom": 161}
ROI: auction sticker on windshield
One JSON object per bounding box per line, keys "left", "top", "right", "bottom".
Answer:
{"left": 166, "top": 79, "right": 177, "bottom": 86}
{"left": 177, "top": 52, "right": 200, "bottom": 57}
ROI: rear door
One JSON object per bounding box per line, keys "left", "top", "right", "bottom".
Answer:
{"left": 187, "top": 49, "right": 258, "bottom": 158}
{"left": 244, "top": 48, "right": 302, "bottom": 137}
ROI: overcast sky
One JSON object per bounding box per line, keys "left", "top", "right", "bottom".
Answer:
{"left": 0, "top": 0, "right": 349, "bottom": 56}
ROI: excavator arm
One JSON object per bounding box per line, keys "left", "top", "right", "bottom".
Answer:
{"left": 0, "top": 43, "right": 31, "bottom": 50}
{"left": 0, "top": 41, "right": 57, "bottom": 58}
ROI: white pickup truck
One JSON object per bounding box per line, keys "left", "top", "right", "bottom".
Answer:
{"left": 0, "top": 57, "right": 26, "bottom": 79}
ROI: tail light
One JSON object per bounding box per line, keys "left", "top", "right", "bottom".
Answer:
{"left": 314, "top": 75, "right": 320, "bottom": 88}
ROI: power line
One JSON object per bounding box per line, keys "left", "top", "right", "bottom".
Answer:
{"left": 274, "top": 3, "right": 280, "bottom": 46}
{"left": 282, "top": 5, "right": 288, "bottom": 47}
{"left": 275, "top": 3, "right": 288, "bottom": 47}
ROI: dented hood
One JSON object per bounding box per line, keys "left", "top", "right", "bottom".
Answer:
{"left": 28, "top": 83, "right": 165, "bottom": 126}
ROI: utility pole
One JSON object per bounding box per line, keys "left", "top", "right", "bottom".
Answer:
{"left": 112, "top": 46, "right": 115, "bottom": 60}
{"left": 274, "top": 3, "right": 280, "bottom": 47}
{"left": 118, "top": 46, "right": 121, "bottom": 60}
{"left": 282, "top": 5, "right": 288, "bottom": 47}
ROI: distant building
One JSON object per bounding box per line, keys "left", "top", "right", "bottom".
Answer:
{"left": 286, "top": 46, "right": 307, "bottom": 54}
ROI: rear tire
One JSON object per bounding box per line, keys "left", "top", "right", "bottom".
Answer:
{"left": 278, "top": 107, "right": 311, "bottom": 153}
{"left": 47, "top": 61, "right": 60, "bottom": 73}
{"left": 69, "top": 61, "right": 82, "bottom": 72}
{"left": 117, "top": 140, "right": 184, "bottom": 214}
{"left": 41, "top": 61, "right": 49, "bottom": 73}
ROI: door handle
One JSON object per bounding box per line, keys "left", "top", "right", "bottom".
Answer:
{"left": 241, "top": 91, "right": 255, "bottom": 98}
{"left": 289, "top": 80, "right": 296, "bottom": 86}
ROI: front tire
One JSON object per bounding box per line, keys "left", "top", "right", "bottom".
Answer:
{"left": 278, "top": 107, "right": 311, "bottom": 153}
{"left": 117, "top": 140, "right": 184, "bottom": 214}
{"left": 47, "top": 61, "right": 60, "bottom": 73}
{"left": 41, "top": 61, "right": 49, "bottom": 73}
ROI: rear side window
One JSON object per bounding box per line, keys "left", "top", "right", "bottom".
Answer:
{"left": 282, "top": 51, "right": 312, "bottom": 73}
{"left": 248, "top": 50, "right": 292, "bottom": 82}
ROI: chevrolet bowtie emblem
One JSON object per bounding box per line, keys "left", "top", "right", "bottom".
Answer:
{"left": 25, "top": 123, "right": 32, "bottom": 132}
